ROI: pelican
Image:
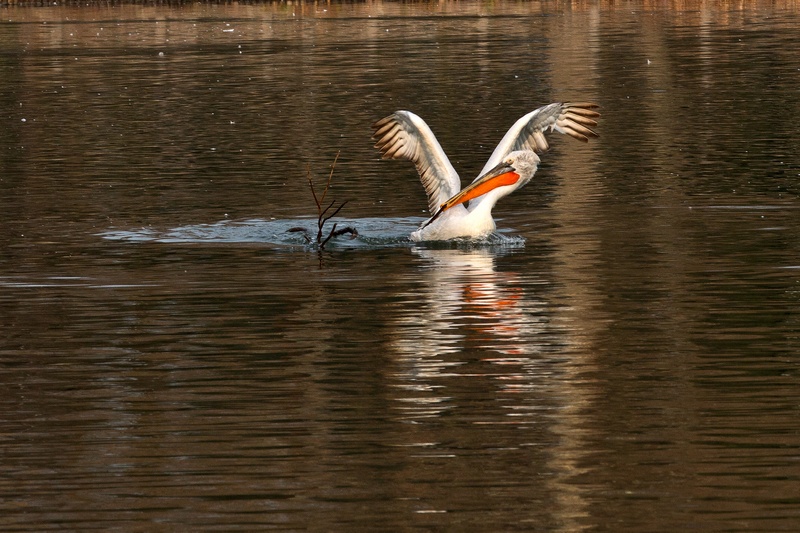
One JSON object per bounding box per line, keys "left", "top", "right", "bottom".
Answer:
{"left": 372, "top": 102, "right": 600, "bottom": 241}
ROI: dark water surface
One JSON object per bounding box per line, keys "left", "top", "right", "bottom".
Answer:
{"left": 2, "top": 2, "right": 800, "bottom": 531}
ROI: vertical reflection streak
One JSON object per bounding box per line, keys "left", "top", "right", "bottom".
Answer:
{"left": 386, "top": 245, "right": 598, "bottom": 530}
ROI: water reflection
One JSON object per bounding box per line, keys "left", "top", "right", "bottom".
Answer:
{"left": 393, "top": 248, "right": 548, "bottom": 355}
{"left": 384, "top": 246, "right": 600, "bottom": 530}
{"left": 389, "top": 248, "right": 543, "bottom": 418}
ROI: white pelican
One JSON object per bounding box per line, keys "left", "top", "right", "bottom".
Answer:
{"left": 372, "top": 102, "right": 600, "bottom": 241}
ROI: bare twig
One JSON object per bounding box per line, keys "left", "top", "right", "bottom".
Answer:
{"left": 319, "top": 222, "right": 339, "bottom": 249}
{"left": 292, "top": 151, "right": 354, "bottom": 250}
{"left": 307, "top": 169, "right": 321, "bottom": 212}
{"left": 320, "top": 150, "right": 340, "bottom": 207}
{"left": 331, "top": 226, "right": 358, "bottom": 239}
{"left": 287, "top": 226, "right": 312, "bottom": 244}
{"left": 321, "top": 200, "right": 348, "bottom": 228}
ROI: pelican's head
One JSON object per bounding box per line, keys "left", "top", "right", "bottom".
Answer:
{"left": 501, "top": 150, "right": 540, "bottom": 186}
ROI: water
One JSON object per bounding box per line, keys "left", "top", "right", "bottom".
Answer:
{"left": 2, "top": 2, "right": 800, "bottom": 531}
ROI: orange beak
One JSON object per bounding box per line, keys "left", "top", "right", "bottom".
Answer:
{"left": 421, "top": 161, "right": 520, "bottom": 229}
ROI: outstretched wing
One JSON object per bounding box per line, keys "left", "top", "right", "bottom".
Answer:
{"left": 479, "top": 102, "right": 600, "bottom": 177}
{"left": 372, "top": 111, "right": 461, "bottom": 215}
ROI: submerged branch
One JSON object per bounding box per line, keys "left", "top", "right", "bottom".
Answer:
{"left": 292, "top": 151, "right": 356, "bottom": 250}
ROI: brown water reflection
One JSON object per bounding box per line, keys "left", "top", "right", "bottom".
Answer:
{"left": 2, "top": 1, "right": 800, "bottom": 531}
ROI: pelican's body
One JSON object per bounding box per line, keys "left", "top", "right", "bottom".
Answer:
{"left": 372, "top": 102, "right": 600, "bottom": 241}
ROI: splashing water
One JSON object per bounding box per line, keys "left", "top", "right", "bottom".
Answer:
{"left": 100, "top": 217, "right": 527, "bottom": 250}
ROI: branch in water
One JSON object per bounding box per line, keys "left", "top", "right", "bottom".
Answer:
{"left": 294, "top": 151, "right": 355, "bottom": 250}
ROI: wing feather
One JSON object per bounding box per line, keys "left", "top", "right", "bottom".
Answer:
{"left": 372, "top": 111, "right": 461, "bottom": 214}
{"left": 479, "top": 102, "right": 599, "bottom": 177}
